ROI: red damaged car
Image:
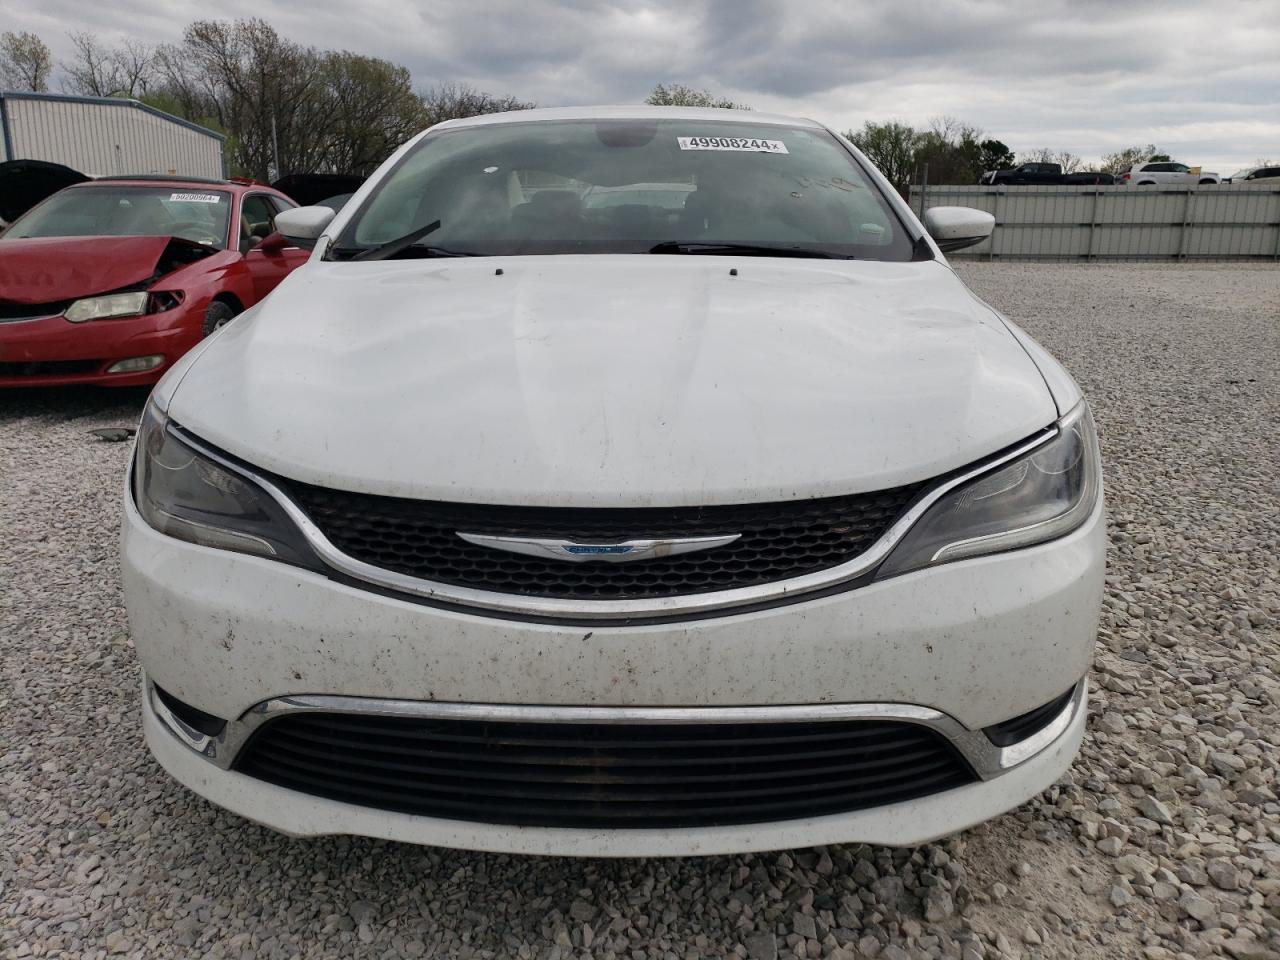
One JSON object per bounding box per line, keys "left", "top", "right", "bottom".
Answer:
{"left": 0, "top": 165, "right": 310, "bottom": 387}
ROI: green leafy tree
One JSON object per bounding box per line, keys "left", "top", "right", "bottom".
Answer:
{"left": 914, "top": 117, "right": 985, "bottom": 185}
{"left": 847, "top": 117, "right": 989, "bottom": 191}
{"left": 322, "top": 53, "right": 429, "bottom": 176}
{"left": 979, "top": 139, "right": 1016, "bottom": 172}
{"left": 845, "top": 120, "right": 918, "bottom": 192}
{"left": 645, "top": 83, "right": 748, "bottom": 109}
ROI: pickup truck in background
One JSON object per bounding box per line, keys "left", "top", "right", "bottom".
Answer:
{"left": 980, "top": 162, "right": 1115, "bottom": 185}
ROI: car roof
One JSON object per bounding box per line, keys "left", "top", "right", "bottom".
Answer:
{"left": 76, "top": 176, "right": 271, "bottom": 195}
{"left": 432, "top": 105, "right": 824, "bottom": 132}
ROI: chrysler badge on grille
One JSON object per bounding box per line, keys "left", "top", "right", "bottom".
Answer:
{"left": 456, "top": 533, "right": 741, "bottom": 563}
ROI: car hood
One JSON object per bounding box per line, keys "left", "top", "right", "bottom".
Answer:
{"left": 0, "top": 235, "right": 212, "bottom": 304}
{"left": 170, "top": 256, "right": 1058, "bottom": 506}
{"left": 0, "top": 159, "right": 88, "bottom": 223}
{"left": 272, "top": 173, "right": 366, "bottom": 207}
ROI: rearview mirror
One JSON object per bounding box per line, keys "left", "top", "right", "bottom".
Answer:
{"left": 923, "top": 206, "right": 995, "bottom": 253}
{"left": 274, "top": 205, "right": 336, "bottom": 249}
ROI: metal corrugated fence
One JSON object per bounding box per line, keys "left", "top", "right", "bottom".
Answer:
{"left": 907, "top": 184, "right": 1280, "bottom": 259}
{"left": 1, "top": 93, "right": 224, "bottom": 179}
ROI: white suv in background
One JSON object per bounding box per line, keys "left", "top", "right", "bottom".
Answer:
{"left": 1118, "top": 162, "right": 1220, "bottom": 185}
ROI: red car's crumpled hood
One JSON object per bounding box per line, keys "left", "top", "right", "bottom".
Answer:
{"left": 0, "top": 235, "right": 190, "bottom": 303}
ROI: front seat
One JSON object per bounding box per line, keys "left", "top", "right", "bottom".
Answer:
{"left": 511, "top": 190, "right": 583, "bottom": 237}
{"left": 677, "top": 191, "right": 714, "bottom": 236}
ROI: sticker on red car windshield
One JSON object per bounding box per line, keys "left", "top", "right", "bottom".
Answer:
{"left": 677, "top": 136, "right": 788, "bottom": 154}
{"left": 169, "top": 192, "right": 222, "bottom": 203}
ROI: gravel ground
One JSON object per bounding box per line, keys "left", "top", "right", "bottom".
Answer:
{"left": 2, "top": 261, "right": 1278, "bottom": 960}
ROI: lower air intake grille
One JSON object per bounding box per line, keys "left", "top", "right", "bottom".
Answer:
{"left": 0, "top": 359, "right": 101, "bottom": 377}
{"left": 235, "top": 713, "right": 976, "bottom": 828}
{"left": 284, "top": 483, "right": 925, "bottom": 600}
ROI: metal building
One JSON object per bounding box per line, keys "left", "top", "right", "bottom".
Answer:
{"left": 909, "top": 183, "right": 1280, "bottom": 259}
{"left": 0, "top": 91, "right": 225, "bottom": 179}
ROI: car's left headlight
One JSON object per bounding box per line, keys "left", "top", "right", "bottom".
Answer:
{"left": 133, "top": 403, "right": 322, "bottom": 570}
{"left": 65, "top": 291, "right": 149, "bottom": 323}
{"left": 876, "top": 401, "right": 1101, "bottom": 578}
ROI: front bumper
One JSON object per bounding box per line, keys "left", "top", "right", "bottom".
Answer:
{"left": 0, "top": 310, "right": 199, "bottom": 386}
{"left": 143, "top": 676, "right": 1088, "bottom": 856}
{"left": 123, "top": 484, "right": 1105, "bottom": 853}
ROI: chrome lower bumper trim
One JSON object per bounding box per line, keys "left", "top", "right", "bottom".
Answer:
{"left": 147, "top": 677, "right": 1087, "bottom": 783}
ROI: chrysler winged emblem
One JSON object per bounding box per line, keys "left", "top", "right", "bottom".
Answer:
{"left": 457, "top": 532, "right": 740, "bottom": 563}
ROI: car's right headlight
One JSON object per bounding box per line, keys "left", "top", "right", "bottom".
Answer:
{"left": 65, "top": 291, "right": 149, "bottom": 323}
{"left": 133, "top": 403, "right": 322, "bottom": 570}
{"left": 876, "top": 401, "right": 1101, "bottom": 578}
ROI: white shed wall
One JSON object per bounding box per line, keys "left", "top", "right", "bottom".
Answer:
{"left": 1, "top": 95, "right": 223, "bottom": 178}
{"left": 907, "top": 184, "right": 1280, "bottom": 259}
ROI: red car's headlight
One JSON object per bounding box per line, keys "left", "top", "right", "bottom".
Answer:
{"left": 64, "top": 292, "right": 149, "bottom": 323}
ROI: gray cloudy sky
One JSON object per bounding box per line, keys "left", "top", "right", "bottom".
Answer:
{"left": 13, "top": 0, "right": 1280, "bottom": 172}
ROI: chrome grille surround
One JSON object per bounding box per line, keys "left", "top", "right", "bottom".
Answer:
{"left": 171, "top": 424, "right": 1057, "bottom": 622}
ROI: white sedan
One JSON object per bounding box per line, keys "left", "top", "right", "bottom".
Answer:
{"left": 123, "top": 106, "right": 1104, "bottom": 857}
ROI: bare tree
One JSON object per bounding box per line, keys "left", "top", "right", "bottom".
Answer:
{"left": 419, "top": 81, "right": 533, "bottom": 127}
{"left": 645, "top": 83, "right": 748, "bottom": 110}
{"left": 145, "top": 19, "right": 533, "bottom": 177}
{"left": 164, "top": 19, "right": 327, "bottom": 178}
{"left": 62, "top": 32, "right": 156, "bottom": 97}
{"left": 1100, "top": 144, "right": 1167, "bottom": 175}
{"left": 0, "top": 31, "right": 52, "bottom": 91}
{"left": 914, "top": 117, "right": 985, "bottom": 186}
{"left": 1021, "top": 147, "right": 1082, "bottom": 172}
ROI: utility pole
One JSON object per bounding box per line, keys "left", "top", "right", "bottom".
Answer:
{"left": 269, "top": 113, "right": 281, "bottom": 182}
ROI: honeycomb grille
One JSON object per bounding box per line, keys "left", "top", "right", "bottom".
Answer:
{"left": 285, "top": 481, "right": 925, "bottom": 601}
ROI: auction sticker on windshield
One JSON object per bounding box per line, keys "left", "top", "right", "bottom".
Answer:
{"left": 677, "top": 136, "right": 788, "bottom": 154}
{"left": 169, "top": 193, "right": 222, "bottom": 203}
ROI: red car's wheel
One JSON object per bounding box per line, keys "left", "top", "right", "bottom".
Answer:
{"left": 202, "top": 300, "right": 240, "bottom": 337}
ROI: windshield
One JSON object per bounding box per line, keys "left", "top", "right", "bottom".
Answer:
{"left": 5, "top": 185, "right": 231, "bottom": 248}
{"left": 1228, "top": 169, "right": 1255, "bottom": 181}
{"left": 331, "top": 118, "right": 915, "bottom": 261}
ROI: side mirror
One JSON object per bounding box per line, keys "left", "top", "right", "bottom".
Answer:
{"left": 273, "top": 205, "right": 337, "bottom": 250}
{"left": 923, "top": 206, "right": 995, "bottom": 253}
{"left": 257, "top": 231, "right": 288, "bottom": 254}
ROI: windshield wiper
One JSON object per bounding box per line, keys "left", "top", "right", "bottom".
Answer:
{"left": 349, "top": 220, "right": 443, "bottom": 261}
{"left": 648, "top": 241, "right": 843, "bottom": 259}
{"left": 370, "top": 244, "right": 479, "bottom": 260}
